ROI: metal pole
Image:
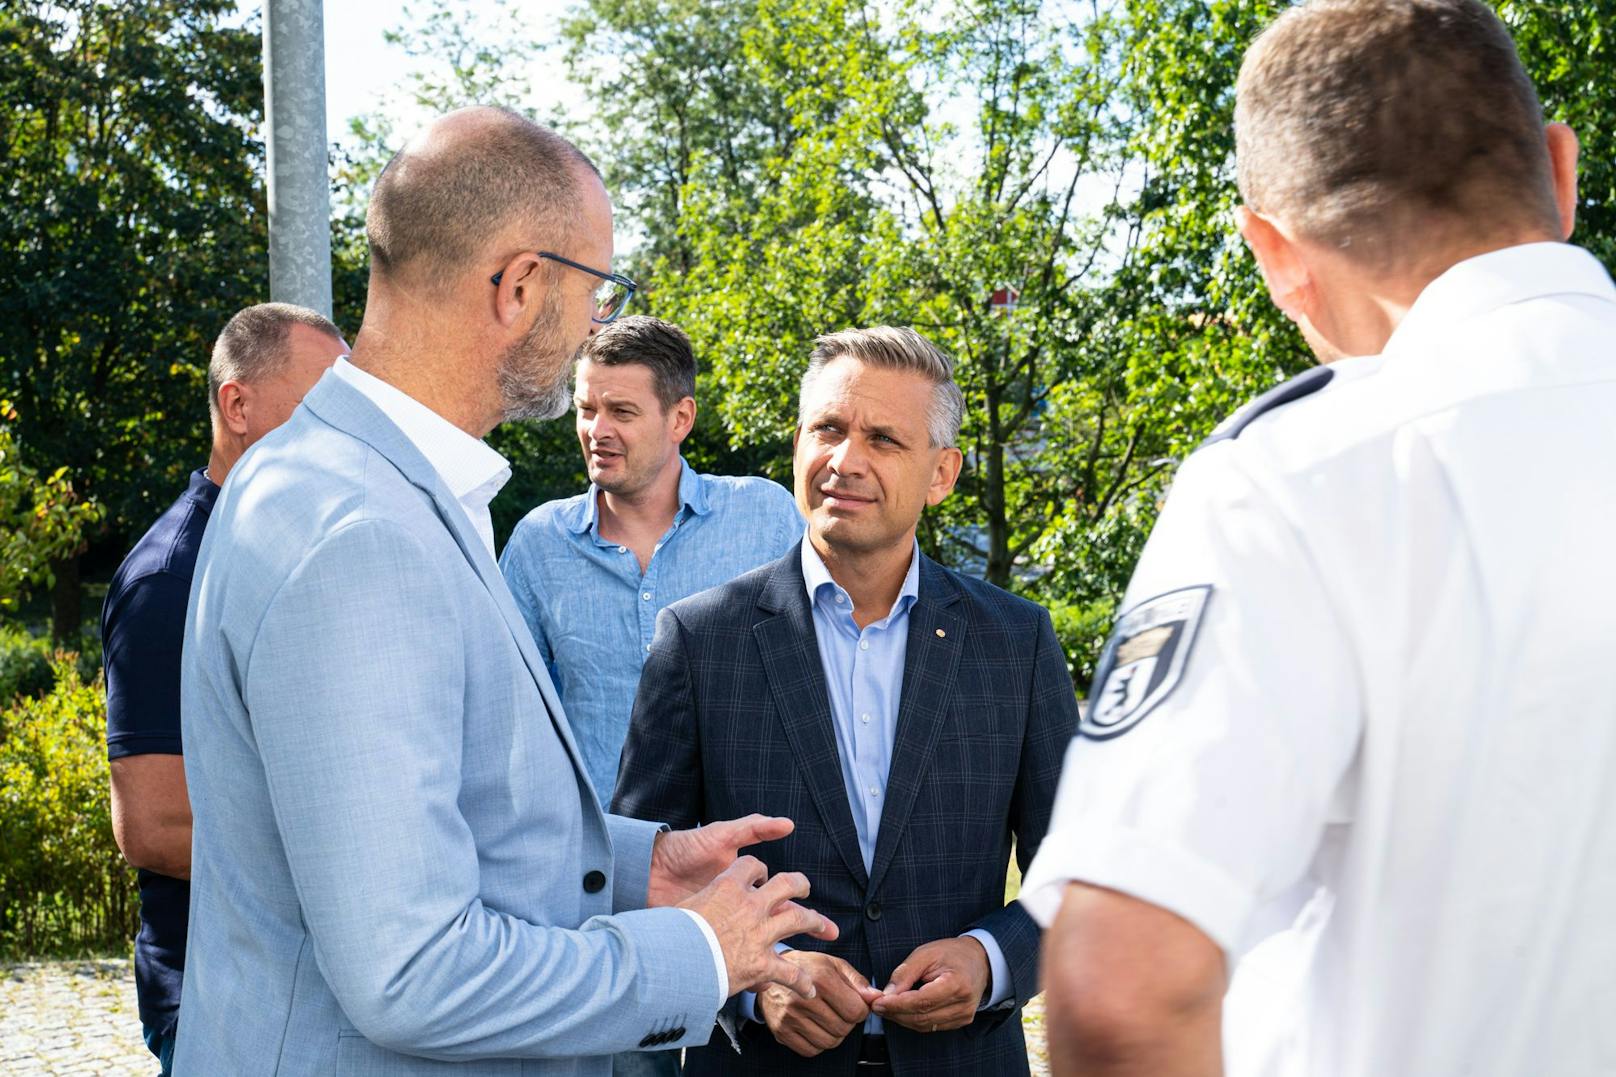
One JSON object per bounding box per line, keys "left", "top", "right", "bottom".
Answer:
{"left": 263, "top": 0, "right": 333, "bottom": 317}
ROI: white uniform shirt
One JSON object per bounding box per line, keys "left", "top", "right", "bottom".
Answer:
{"left": 1021, "top": 242, "right": 1616, "bottom": 1077}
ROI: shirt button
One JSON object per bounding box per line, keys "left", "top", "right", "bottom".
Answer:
{"left": 644, "top": 644, "right": 652, "bottom": 653}
{"left": 834, "top": 594, "right": 845, "bottom": 604}
{"left": 582, "top": 870, "right": 606, "bottom": 893}
{"left": 861, "top": 713, "right": 871, "bottom": 724}
{"left": 617, "top": 545, "right": 628, "bottom": 553}
{"left": 642, "top": 592, "right": 652, "bottom": 601}
{"left": 868, "top": 785, "right": 879, "bottom": 797}
{"left": 859, "top": 639, "right": 869, "bottom": 651}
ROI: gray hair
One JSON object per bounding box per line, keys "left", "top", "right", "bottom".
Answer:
{"left": 208, "top": 302, "right": 344, "bottom": 416}
{"left": 799, "top": 326, "right": 965, "bottom": 448}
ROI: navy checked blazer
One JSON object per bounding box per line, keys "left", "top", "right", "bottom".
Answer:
{"left": 613, "top": 547, "right": 1080, "bottom": 1077}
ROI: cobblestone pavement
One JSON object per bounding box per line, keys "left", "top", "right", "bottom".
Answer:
{"left": 1, "top": 961, "right": 153, "bottom": 1076}
{"left": 1, "top": 961, "right": 1050, "bottom": 1075}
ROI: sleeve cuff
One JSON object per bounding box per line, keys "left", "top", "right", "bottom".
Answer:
{"left": 1018, "top": 823, "right": 1253, "bottom": 956}
{"left": 681, "top": 908, "right": 730, "bottom": 1010}
{"left": 739, "top": 990, "right": 760, "bottom": 1023}
{"left": 962, "top": 929, "right": 1013, "bottom": 1010}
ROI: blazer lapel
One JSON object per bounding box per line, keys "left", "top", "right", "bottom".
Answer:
{"left": 301, "top": 374, "right": 596, "bottom": 799}
{"left": 867, "top": 556, "right": 965, "bottom": 895}
{"left": 753, "top": 555, "right": 870, "bottom": 888}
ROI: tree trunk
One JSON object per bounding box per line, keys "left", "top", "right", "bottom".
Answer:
{"left": 984, "top": 389, "right": 1012, "bottom": 590}
{"left": 49, "top": 553, "right": 82, "bottom": 647}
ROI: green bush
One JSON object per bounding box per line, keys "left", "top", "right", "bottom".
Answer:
{"left": 0, "top": 624, "right": 54, "bottom": 704}
{"left": 0, "top": 658, "right": 135, "bottom": 958}
{"left": 1046, "top": 600, "right": 1117, "bottom": 698}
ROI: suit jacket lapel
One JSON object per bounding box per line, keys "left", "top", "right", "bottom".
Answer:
{"left": 754, "top": 555, "right": 870, "bottom": 888}
{"left": 868, "top": 556, "right": 965, "bottom": 895}
{"left": 301, "top": 374, "right": 596, "bottom": 799}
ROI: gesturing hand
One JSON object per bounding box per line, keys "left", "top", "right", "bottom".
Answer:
{"left": 681, "top": 856, "right": 838, "bottom": 1000}
{"left": 870, "top": 936, "right": 991, "bottom": 1033}
{"left": 648, "top": 814, "right": 795, "bottom": 907}
{"left": 759, "top": 951, "right": 883, "bottom": 1058}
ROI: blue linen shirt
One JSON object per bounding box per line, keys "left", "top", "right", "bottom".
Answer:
{"left": 500, "top": 458, "right": 803, "bottom": 805}
{"left": 741, "top": 538, "right": 1011, "bottom": 1029}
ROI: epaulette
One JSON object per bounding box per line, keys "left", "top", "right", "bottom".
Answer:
{"left": 1200, "top": 365, "right": 1335, "bottom": 448}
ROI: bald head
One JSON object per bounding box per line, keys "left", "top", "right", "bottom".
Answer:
{"left": 366, "top": 107, "right": 600, "bottom": 297}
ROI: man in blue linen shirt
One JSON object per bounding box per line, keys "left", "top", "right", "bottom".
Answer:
{"left": 614, "top": 327, "right": 1078, "bottom": 1075}
{"left": 501, "top": 315, "right": 803, "bottom": 807}
{"left": 501, "top": 315, "right": 802, "bottom": 1077}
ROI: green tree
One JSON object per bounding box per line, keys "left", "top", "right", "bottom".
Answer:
{"left": 0, "top": 0, "right": 266, "bottom": 640}
{"left": 0, "top": 402, "right": 102, "bottom": 614}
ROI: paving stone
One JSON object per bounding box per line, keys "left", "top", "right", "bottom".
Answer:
{"left": 0, "top": 960, "right": 1050, "bottom": 1074}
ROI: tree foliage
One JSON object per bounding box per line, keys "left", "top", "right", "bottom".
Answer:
{"left": 0, "top": 0, "right": 265, "bottom": 636}
{"left": 0, "top": 402, "right": 102, "bottom": 613}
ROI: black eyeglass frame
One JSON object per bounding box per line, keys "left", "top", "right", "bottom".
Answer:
{"left": 490, "top": 251, "right": 638, "bottom": 324}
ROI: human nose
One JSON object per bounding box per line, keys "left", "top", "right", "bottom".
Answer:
{"left": 827, "top": 436, "right": 867, "bottom": 477}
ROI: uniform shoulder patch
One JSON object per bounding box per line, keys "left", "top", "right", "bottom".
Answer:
{"left": 1201, "top": 366, "right": 1335, "bottom": 448}
{"left": 1080, "top": 586, "right": 1212, "bottom": 740}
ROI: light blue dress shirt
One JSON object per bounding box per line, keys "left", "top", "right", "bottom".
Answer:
{"left": 500, "top": 458, "right": 804, "bottom": 806}
{"left": 741, "top": 538, "right": 1011, "bottom": 1030}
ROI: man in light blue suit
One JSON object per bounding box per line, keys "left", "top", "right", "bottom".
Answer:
{"left": 176, "top": 107, "right": 834, "bottom": 1076}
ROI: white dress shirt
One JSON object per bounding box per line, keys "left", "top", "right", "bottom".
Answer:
{"left": 331, "top": 358, "right": 510, "bottom": 557}
{"left": 332, "top": 356, "right": 729, "bottom": 1008}
{"left": 1021, "top": 243, "right": 1616, "bottom": 1076}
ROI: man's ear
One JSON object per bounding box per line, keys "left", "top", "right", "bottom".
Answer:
{"left": 670, "top": 396, "right": 696, "bottom": 444}
{"left": 491, "top": 252, "right": 546, "bottom": 328}
{"left": 1237, "top": 206, "right": 1314, "bottom": 323}
{"left": 1545, "top": 122, "right": 1580, "bottom": 240}
{"left": 927, "top": 446, "right": 964, "bottom": 506}
{"left": 215, "top": 381, "right": 250, "bottom": 437}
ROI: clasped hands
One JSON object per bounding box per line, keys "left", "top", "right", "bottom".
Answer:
{"left": 758, "top": 937, "right": 991, "bottom": 1058}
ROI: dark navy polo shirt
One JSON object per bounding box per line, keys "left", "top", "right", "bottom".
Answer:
{"left": 102, "top": 467, "right": 217, "bottom": 1035}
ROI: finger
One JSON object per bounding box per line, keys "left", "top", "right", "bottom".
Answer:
{"left": 719, "top": 812, "right": 795, "bottom": 848}
{"left": 756, "top": 869, "right": 811, "bottom": 905}
{"left": 832, "top": 957, "right": 885, "bottom": 1007}
{"left": 874, "top": 972, "right": 962, "bottom": 1018}
{"left": 882, "top": 958, "right": 926, "bottom": 996}
{"left": 725, "top": 854, "right": 767, "bottom": 887}
{"left": 763, "top": 952, "right": 819, "bottom": 1000}
{"left": 784, "top": 1013, "right": 841, "bottom": 1055}
{"left": 769, "top": 901, "right": 837, "bottom": 944}
{"left": 814, "top": 966, "right": 873, "bottom": 1026}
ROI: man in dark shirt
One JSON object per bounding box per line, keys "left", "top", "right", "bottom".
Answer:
{"left": 102, "top": 302, "right": 347, "bottom": 1073}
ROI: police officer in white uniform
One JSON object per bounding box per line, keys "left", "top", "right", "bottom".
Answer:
{"left": 1018, "top": 2, "right": 1616, "bottom": 1075}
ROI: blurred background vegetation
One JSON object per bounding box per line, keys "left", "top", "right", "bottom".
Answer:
{"left": 1, "top": 0, "right": 1612, "bottom": 955}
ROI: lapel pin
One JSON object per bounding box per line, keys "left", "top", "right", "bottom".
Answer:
{"left": 935, "top": 628, "right": 946, "bottom": 638}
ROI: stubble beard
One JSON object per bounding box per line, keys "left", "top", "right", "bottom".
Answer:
{"left": 497, "top": 294, "right": 578, "bottom": 423}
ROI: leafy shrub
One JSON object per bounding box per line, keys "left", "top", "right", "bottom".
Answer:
{"left": 1046, "top": 600, "right": 1116, "bottom": 698}
{"left": 0, "top": 624, "right": 54, "bottom": 704}
{"left": 0, "top": 659, "right": 135, "bottom": 957}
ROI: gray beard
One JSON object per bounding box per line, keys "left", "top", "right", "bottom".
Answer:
{"left": 497, "top": 303, "right": 578, "bottom": 423}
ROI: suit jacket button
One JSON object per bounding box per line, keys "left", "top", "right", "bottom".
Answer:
{"left": 671, "top": 1027, "right": 685, "bottom": 1040}
{"left": 865, "top": 900, "right": 882, "bottom": 921}
{"left": 583, "top": 870, "right": 607, "bottom": 893}
{"left": 638, "top": 1033, "right": 656, "bottom": 1048}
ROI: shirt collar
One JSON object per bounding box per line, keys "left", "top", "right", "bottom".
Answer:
{"left": 331, "top": 357, "right": 510, "bottom": 505}
{"left": 565, "top": 456, "right": 709, "bottom": 536}
{"left": 1384, "top": 242, "right": 1616, "bottom": 361}
{"left": 800, "top": 535, "right": 922, "bottom": 625}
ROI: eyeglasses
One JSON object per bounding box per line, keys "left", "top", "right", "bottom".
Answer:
{"left": 491, "top": 251, "right": 638, "bottom": 324}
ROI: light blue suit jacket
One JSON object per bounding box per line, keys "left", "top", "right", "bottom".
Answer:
{"left": 175, "top": 371, "right": 720, "bottom": 1075}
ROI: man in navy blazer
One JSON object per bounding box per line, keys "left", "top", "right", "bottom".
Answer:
{"left": 614, "top": 327, "right": 1079, "bottom": 1076}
